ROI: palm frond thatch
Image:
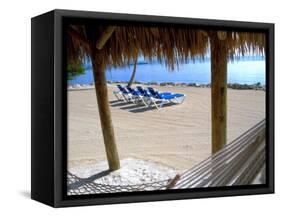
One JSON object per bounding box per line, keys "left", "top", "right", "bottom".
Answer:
{"left": 67, "top": 24, "right": 265, "bottom": 70}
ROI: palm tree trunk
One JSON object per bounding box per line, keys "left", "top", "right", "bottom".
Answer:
{"left": 210, "top": 31, "right": 227, "bottom": 155}
{"left": 127, "top": 57, "right": 138, "bottom": 87}
{"left": 91, "top": 50, "right": 120, "bottom": 171}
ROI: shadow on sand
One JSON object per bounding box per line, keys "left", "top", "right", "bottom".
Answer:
{"left": 110, "top": 100, "right": 175, "bottom": 113}
{"left": 110, "top": 101, "right": 132, "bottom": 107}
{"left": 68, "top": 170, "right": 111, "bottom": 190}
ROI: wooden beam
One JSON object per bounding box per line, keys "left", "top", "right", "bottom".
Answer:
{"left": 90, "top": 48, "right": 120, "bottom": 171}
{"left": 210, "top": 31, "right": 228, "bottom": 155}
{"left": 166, "top": 174, "right": 181, "bottom": 189}
{"left": 96, "top": 26, "right": 116, "bottom": 50}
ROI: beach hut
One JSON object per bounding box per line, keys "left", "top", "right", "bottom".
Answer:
{"left": 67, "top": 24, "right": 265, "bottom": 171}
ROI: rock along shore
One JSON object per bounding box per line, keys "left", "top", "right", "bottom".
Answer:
{"left": 68, "top": 81, "right": 265, "bottom": 91}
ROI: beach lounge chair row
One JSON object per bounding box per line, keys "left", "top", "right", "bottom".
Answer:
{"left": 113, "top": 85, "right": 186, "bottom": 109}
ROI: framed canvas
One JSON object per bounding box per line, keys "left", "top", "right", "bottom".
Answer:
{"left": 31, "top": 9, "right": 274, "bottom": 207}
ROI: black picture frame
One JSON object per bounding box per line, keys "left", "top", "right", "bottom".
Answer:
{"left": 31, "top": 9, "right": 274, "bottom": 207}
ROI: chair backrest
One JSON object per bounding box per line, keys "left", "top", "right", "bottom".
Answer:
{"left": 117, "top": 84, "right": 123, "bottom": 91}
{"left": 154, "top": 91, "right": 162, "bottom": 99}
{"left": 117, "top": 85, "right": 128, "bottom": 94}
{"left": 147, "top": 87, "right": 157, "bottom": 96}
{"left": 126, "top": 86, "right": 136, "bottom": 95}
{"left": 136, "top": 86, "right": 145, "bottom": 95}
{"left": 147, "top": 87, "right": 163, "bottom": 98}
{"left": 142, "top": 89, "right": 152, "bottom": 97}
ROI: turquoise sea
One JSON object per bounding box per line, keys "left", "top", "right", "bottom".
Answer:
{"left": 68, "top": 56, "right": 265, "bottom": 85}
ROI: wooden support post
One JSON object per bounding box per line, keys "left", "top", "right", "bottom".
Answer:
{"left": 96, "top": 26, "right": 116, "bottom": 50}
{"left": 91, "top": 49, "right": 120, "bottom": 171}
{"left": 210, "top": 31, "right": 228, "bottom": 155}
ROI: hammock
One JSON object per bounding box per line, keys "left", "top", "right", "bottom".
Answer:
{"left": 170, "top": 119, "right": 266, "bottom": 189}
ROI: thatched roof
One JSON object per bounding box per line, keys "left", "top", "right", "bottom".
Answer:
{"left": 67, "top": 24, "right": 265, "bottom": 70}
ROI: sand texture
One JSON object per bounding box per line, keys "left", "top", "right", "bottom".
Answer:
{"left": 67, "top": 84, "right": 265, "bottom": 173}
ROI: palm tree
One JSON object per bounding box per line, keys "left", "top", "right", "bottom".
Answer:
{"left": 67, "top": 62, "right": 85, "bottom": 81}
{"left": 127, "top": 57, "right": 138, "bottom": 87}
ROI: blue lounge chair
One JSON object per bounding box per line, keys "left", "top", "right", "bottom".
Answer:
{"left": 136, "top": 86, "right": 147, "bottom": 96}
{"left": 136, "top": 86, "right": 160, "bottom": 106}
{"left": 114, "top": 85, "right": 134, "bottom": 102}
{"left": 147, "top": 87, "right": 185, "bottom": 103}
{"left": 142, "top": 88, "right": 185, "bottom": 109}
{"left": 147, "top": 87, "right": 173, "bottom": 96}
{"left": 113, "top": 85, "right": 125, "bottom": 101}
{"left": 126, "top": 86, "right": 148, "bottom": 106}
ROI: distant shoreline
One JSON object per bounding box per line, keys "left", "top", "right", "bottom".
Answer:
{"left": 68, "top": 81, "right": 266, "bottom": 91}
{"left": 68, "top": 58, "right": 265, "bottom": 86}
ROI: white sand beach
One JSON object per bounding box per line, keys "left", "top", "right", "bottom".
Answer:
{"left": 67, "top": 84, "right": 265, "bottom": 174}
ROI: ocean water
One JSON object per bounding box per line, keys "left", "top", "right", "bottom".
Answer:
{"left": 68, "top": 57, "right": 265, "bottom": 85}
